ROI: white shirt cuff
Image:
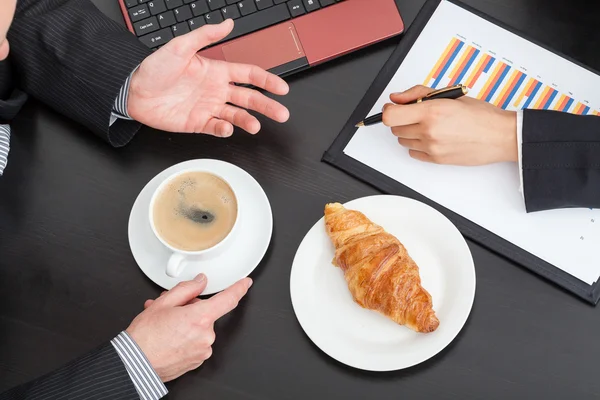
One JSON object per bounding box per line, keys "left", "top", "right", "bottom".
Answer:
{"left": 0, "top": 124, "right": 10, "bottom": 176}
{"left": 110, "top": 66, "right": 138, "bottom": 126}
{"left": 111, "top": 331, "right": 168, "bottom": 400}
{"left": 516, "top": 110, "right": 524, "bottom": 201}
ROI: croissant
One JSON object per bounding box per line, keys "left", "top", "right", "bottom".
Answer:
{"left": 324, "top": 203, "right": 439, "bottom": 333}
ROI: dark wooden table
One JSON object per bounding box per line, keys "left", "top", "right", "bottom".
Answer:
{"left": 1, "top": 1, "right": 600, "bottom": 398}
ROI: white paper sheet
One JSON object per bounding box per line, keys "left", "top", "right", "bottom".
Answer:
{"left": 344, "top": 1, "right": 600, "bottom": 284}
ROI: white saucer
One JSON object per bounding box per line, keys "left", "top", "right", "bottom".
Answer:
{"left": 290, "top": 195, "right": 476, "bottom": 371}
{"left": 128, "top": 159, "right": 273, "bottom": 294}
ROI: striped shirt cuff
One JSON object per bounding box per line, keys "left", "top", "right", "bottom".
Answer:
{"left": 110, "top": 66, "right": 137, "bottom": 126}
{"left": 516, "top": 110, "right": 524, "bottom": 202}
{"left": 111, "top": 331, "right": 168, "bottom": 400}
{"left": 0, "top": 124, "right": 10, "bottom": 176}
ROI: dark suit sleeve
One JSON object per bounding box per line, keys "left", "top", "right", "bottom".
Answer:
{"left": 0, "top": 342, "right": 139, "bottom": 400}
{"left": 8, "top": 0, "right": 152, "bottom": 146}
{"left": 0, "top": 61, "right": 28, "bottom": 124}
{"left": 522, "top": 109, "right": 600, "bottom": 212}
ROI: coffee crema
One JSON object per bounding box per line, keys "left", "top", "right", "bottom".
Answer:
{"left": 153, "top": 171, "right": 238, "bottom": 252}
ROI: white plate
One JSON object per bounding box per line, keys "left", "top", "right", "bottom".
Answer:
{"left": 128, "top": 159, "right": 273, "bottom": 294}
{"left": 290, "top": 195, "right": 476, "bottom": 371}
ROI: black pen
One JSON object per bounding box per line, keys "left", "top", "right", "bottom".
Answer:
{"left": 355, "top": 84, "right": 469, "bottom": 128}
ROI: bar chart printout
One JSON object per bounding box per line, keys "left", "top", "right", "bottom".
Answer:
{"left": 423, "top": 36, "right": 599, "bottom": 115}
{"left": 344, "top": 0, "right": 600, "bottom": 291}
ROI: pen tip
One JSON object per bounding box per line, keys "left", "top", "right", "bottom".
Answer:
{"left": 355, "top": 122, "right": 364, "bottom": 128}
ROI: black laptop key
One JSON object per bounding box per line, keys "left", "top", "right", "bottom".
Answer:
{"left": 165, "top": 0, "right": 183, "bottom": 8}
{"left": 226, "top": 0, "right": 238, "bottom": 4}
{"left": 125, "top": 0, "right": 139, "bottom": 8}
{"left": 287, "top": 0, "right": 305, "bottom": 17}
{"left": 172, "top": 21, "right": 190, "bottom": 36}
{"left": 205, "top": 10, "right": 224, "bottom": 24}
{"left": 320, "top": 0, "right": 335, "bottom": 5}
{"left": 237, "top": 0, "right": 257, "bottom": 16}
{"left": 157, "top": 10, "right": 176, "bottom": 27}
{"left": 274, "top": 0, "right": 287, "bottom": 4}
{"left": 207, "top": 0, "right": 226, "bottom": 10}
{"left": 134, "top": 16, "right": 160, "bottom": 35}
{"left": 302, "top": 0, "right": 319, "bottom": 12}
{"left": 139, "top": 27, "right": 174, "bottom": 47}
{"left": 255, "top": 0, "right": 274, "bottom": 10}
{"left": 129, "top": 4, "right": 150, "bottom": 22}
{"left": 221, "top": 5, "right": 241, "bottom": 19}
{"left": 174, "top": 4, "right": 193, "bottom": 21}
{"left": 219, "top": 3, "right": 290, "bottom": 42}
{"left": 148, "top": 0, "right": 167, "bottom": 15}
{"left": 189, "top": 16, "right": 206, "bottom": 29}
{"left": 191, "top": 0, "right": 210, "bottom": 16}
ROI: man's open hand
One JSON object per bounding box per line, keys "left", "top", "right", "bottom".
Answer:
{"left": 128, "top": 19, "right": 289, "bottom": 137}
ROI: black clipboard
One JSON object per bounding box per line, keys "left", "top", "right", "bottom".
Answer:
{"left": 323, "top": 0, "right": 600, "bottom": 305}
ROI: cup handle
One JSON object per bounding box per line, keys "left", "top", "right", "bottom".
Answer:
{"left": 166, "top": 253, "right": 186, "bottom": 278}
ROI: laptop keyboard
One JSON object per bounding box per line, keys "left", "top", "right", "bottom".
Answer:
{"left": 125, "top": 0, "right": 344, "bottom": 50}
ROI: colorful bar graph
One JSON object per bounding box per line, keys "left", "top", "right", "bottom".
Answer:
{"left": 563, "top": 98, "right": 574, "bottom": 112}
{"left": 522, "top": 81, "right": 543, "bottom": 109}
{"left": 422, "top": 36, "right": 599, "bottom": 116}
{"left": 533, "top": 86, "right": 552, "bottom": 109}
{"left": 543, "top": 89, "right": 558, "bottom": 109}
{"left": 573, "top": 102, "right": 587, "bottom": 115}
{"left": 483, "top": 57, "right": 495, "bottom": 73}
{"left": 449, "top": 47, "right": 480, "bottom": 86}
{"left": 478, "top": 62, "right": 511, "bottom": 102}
{"left": 513, "top": 78, "right": 535, "bottom": 107}
{"left": 465, "top": 54, "right": 492, "bottom": 88}
{"left": 448, "top": 47, "right": 473, "bottom": 83}
{"left": 553, "top": 94, "right": 567, "bottom": 111}
{"left": 553, "top": 95, "right": 574, "bottom": 112}
{"left": 495, "top": 70, "right": 525, "bottom": 109}
{"left": 423, "top": 38, "right": 462, "bottom": 86}
{"left": 431, "top": 41, "right": 465, "bottom": 88}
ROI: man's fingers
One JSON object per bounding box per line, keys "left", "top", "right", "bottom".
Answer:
{"left": 391, "top": 124, "right": 422, "bottom": 139}
{"left": 228, "top": 63, "right": 289, "bottom": 96}
{"left": 409, "top": 149, "right": 435, "bottom": 163}
{"left": 382, "top": 103, "right": 428, "bottom": 127}
{"left": 218, "top": 104, "right": 261, "bottom": 134}
{"left": 390, "top": 85, "right": 434, "bottom": 104}
{"left": 228, "top": 86, "right": 290, "bottom": 123}
{"left": 167, "top": 19, "right": 234, "bottom": 58}
{"left": 144, "top": 297, "right": 200, "bottom": 309}
{"left": 0, "top": 40, "right": 9, "bottom": 62}
{"left": 201, "top": 118, "right": 235, "bottom": 137}
{"left": 144, "top": 291, "right": 168, "bottom": 309}
{"left": 159, "top": 273, "right": 208, "bottom": 308}
{"left": 397, "top": 137, "right": 426, "bottom": 152}
{"left": 197, "top": 278, "right": 252, "bottom": 321}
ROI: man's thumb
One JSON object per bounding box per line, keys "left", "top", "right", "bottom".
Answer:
{"left": 167, "top": 19, "right": 234, "bottom": 58}
{"left": 390, "top": 85, "right": 434, "bottom": 105}
{"left": 158, "top": 274, "right": 208, "bottom": 307}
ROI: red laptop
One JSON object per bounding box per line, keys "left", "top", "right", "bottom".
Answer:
{"left": 119, "top": 0, "right": 404, "bottom": 76}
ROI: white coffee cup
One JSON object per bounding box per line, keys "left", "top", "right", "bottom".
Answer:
{"left": 149, "top": 168, "right": 240, "bottom": 278}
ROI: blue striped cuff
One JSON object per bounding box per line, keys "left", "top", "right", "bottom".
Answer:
{"left": 0, "top": 124, "right": 10, "bottom": 176}
{"left": 111, "top": 67, "right": 137, "bottom": 124}
{"left": 111, "top": 331, "right": 168, "bottom": 400}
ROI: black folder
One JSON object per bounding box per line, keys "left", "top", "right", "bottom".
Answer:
{"left": 323, "top": 0, "right": 600, "bottom": 305}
